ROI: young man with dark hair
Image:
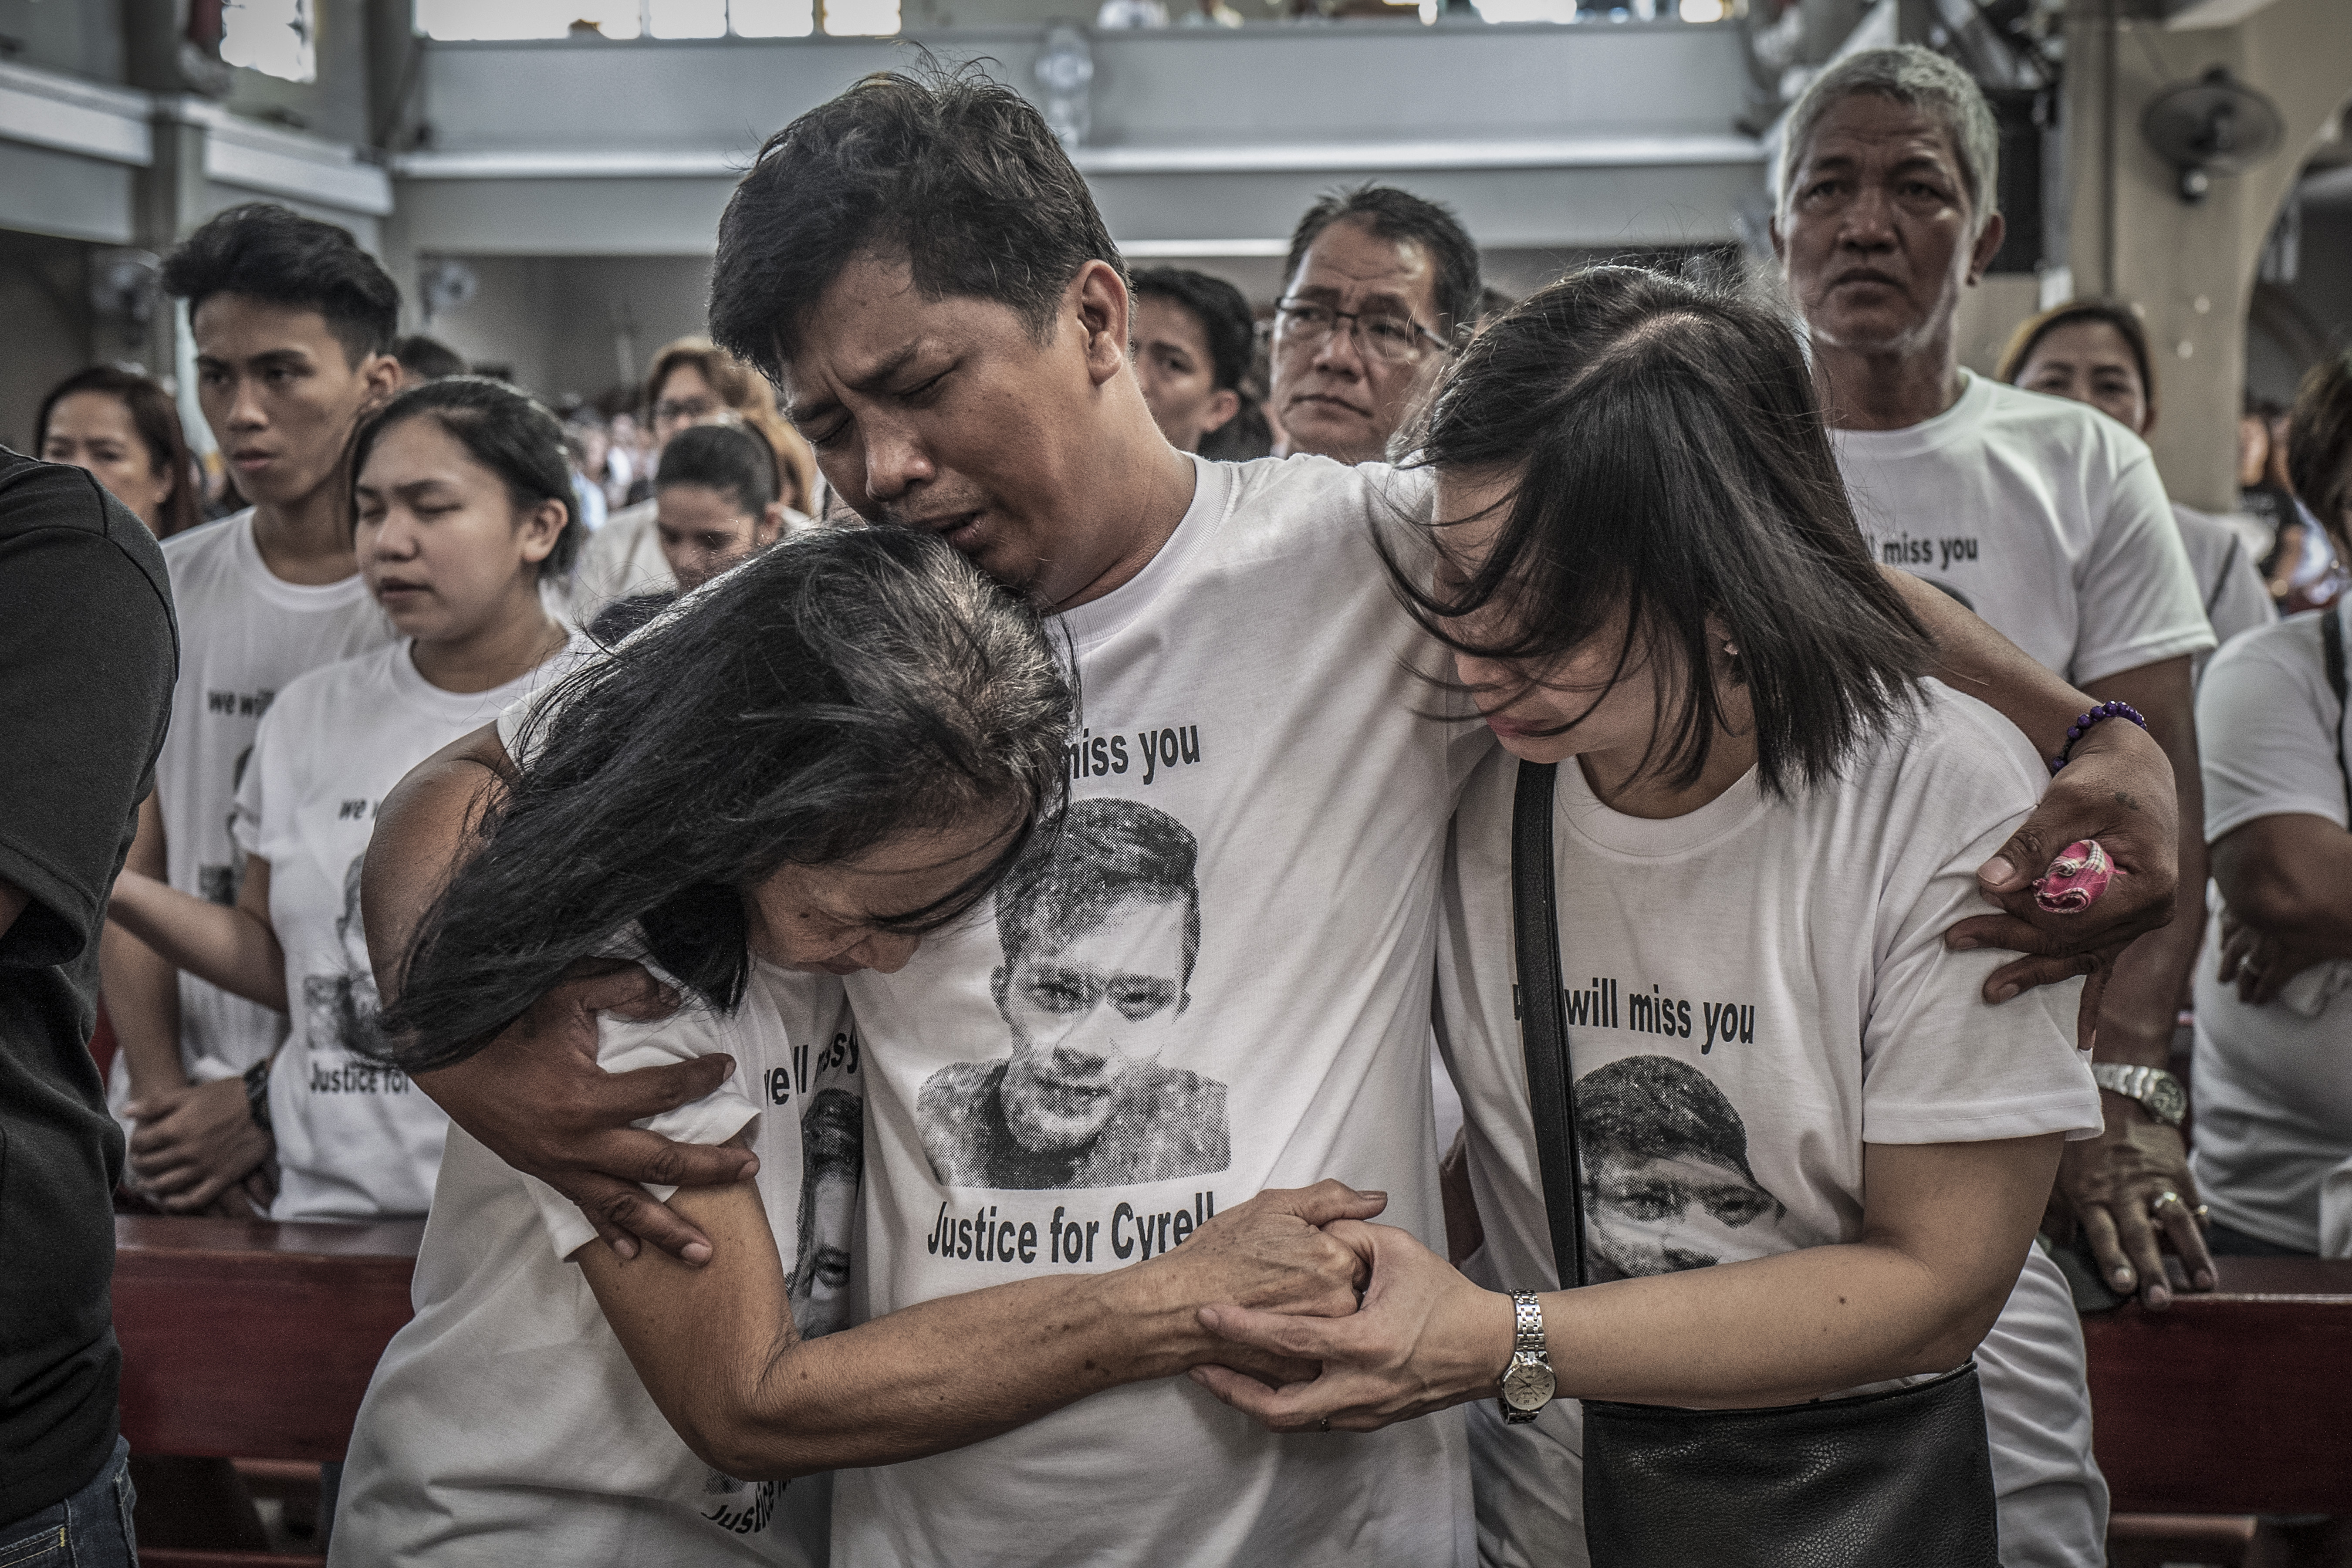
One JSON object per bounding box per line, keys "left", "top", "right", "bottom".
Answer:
{"left": 105, "top": 203, "right": 402, "bottom": 1217}
{"left": 392, "top": 334, "right": 466, "bottom": 387}
{"left": 1130, "top": 267, "right": 1254, "bottom": 455}
{"left": 1267, "top": 183, "right": 1480, "bottom": 465}
{"left": 0, "top": 452, "right": 176, "bottom": 1566}
{"left": 371, "top": 67, "right": 2188, "bottom": 1567}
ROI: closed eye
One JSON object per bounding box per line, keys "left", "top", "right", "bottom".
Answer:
{"left": 899, "top": 370, "right": 951, "bottom": 406}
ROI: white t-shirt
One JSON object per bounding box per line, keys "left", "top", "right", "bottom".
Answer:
{"left": 1833, "top": 373, "right": 2214, "bottom": 686}
{"left": 2172, "top": 502, "right": 2276, "bottom": 676}
{"left": 830, "top": 455, "right": 1482, "bottom": 1567}
{"left": 564, "top": 496, "right": 670, "bottom": 629}
{"left": 335, "top": 961, "right": 855, "bottom": 1565}
{"left": 120, "top": 510, "right": 393, "bottom": 1115}
{"left": 2190, "top": 606, "right": 2352, "bottom": 1253}
{"left": 235, "top": 633, "right": 589, "bottom": 1221}
{"left": 1436, "top": 683, "right": 2104, "bottom": 1566}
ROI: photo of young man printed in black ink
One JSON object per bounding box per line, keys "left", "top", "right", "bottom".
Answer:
{"left": 790, "top": 1088, "right": 862, "bottom": 1338}
{"left": 916, "top": 798, "right": 1230, "bottom": 1191}
{"left": 302, "top": 853, "right": 386, "bottom": 1059}
{"left": 1576, "top": 1055, "right": 1797, "bottom": 1282}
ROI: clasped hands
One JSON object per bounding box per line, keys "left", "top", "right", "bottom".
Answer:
{"left": 121, "top": 1075, "right": 277, "bottom": 1215}
{"left": 1187, "top": 1217, "right": 1504, "bottom": 1435}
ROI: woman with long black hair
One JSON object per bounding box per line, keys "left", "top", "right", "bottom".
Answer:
{"left": 1188, "top": 268, "right": 2108, "bottom": 1566}
{"left": 331, "top": 521, "right": 1373, "bottom": 1565}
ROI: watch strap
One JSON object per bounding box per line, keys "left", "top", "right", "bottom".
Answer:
{"left": 1512, "top": 1291, "right": 1544, "bottom": 1356}
{"left": 1501, "top": 1291, "right": 1552, "bottom": 1425}
{"left": 2090, "top": 1063, "right": 2185, "bottom": 1126}
{"left": 243, "top": 1054, "right": 275, "bottom": 1134}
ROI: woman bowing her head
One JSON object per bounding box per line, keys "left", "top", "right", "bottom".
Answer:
{"left": 1191, "top": 267, "right": 2109, "bottom": 1567}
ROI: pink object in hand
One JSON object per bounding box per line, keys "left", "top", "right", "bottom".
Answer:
{"left": 2033, "top": 839, "right": 2112, "bottom": 915}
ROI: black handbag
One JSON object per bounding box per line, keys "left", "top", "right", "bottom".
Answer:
{"left": 1507, "top": 758, "right": 2001, "bottom": 1568}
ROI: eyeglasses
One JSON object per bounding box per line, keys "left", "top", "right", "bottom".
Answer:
{"left": 1269, "top": 297, "right": 1451, "bottom": 365}
{"left": 653, "top": 397, "right": 721, "bottom": 425}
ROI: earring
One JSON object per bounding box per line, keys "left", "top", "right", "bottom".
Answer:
{"left": 1723, "top": 641, "right": 1740, "bottom": 659}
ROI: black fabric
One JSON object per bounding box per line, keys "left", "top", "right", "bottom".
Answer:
{"left": 1509, "top": 760, "right": 1585, "bottom": 1289}
{"left": 1506, "top": 757, "right": 2000, "bottom": 1568}
{"left": 0, "top": 451, "right": 176, "bottom": 1519}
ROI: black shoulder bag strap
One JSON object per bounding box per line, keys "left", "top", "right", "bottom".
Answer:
{"left": 2325, "top": 608, "right": 2351, "bottom": 818}
{"left": 1509, "top": 759, "right": 1588, "bottom": 1291}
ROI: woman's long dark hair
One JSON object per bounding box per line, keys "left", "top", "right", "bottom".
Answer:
{"left": 36, "top": 365, "right": 203, "bottom": 537}
{"left": 1386, "top": 266, "right": 1932, "bottom": 797}
{"left": 377, "top": 526, "right": 1072, "bottom": 1071}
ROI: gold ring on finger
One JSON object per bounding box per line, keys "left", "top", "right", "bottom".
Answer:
{"left": 2192, "top": 1204, "right": 2210, "bottom": 1222}
{"left": 2149, "top": 1190, "right": 2184, "bottom": 1218}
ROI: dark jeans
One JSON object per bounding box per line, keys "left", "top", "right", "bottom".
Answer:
{"left": 0, "top": 1436, "right": 137, "bottom": 1566}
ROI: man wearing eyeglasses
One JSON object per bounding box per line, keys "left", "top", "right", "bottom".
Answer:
{"left": 1267, "top": 186, "right": 1480, "bottom": 466}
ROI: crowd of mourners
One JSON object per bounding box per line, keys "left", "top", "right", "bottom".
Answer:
{"left": 4, "top": 39, "right": 2350, "bottom": 1568}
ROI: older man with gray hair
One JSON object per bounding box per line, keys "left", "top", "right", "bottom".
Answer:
{"left": 1772, "top": 44, "right": 2217, "bottom": 1568}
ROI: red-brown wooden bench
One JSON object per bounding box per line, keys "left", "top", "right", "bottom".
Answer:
{"left": 2090, "top": 1255, "right": 2352, "bottom": 1566}
{"left": 112, "top": 1215, "right": 422, "bottom": 1568}
{"left": 109, "top": 1220, "right": 2352, "bottom": 1564}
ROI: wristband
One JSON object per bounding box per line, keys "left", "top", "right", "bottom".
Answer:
{"left": 243, "top": 1055, "right": 274, "bottom": 1134}
{"left": 2047, "top": 700, "right": 2148, "bottom": 775}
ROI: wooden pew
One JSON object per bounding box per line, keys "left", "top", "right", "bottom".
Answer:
{"left": 2090, "top": 1254, "right": 2352, "bottom": 1565}
{"left": 112, "top": 1215, "right": 422, "bottom": 1568}
{"left": 110, "top": 1222, "right": 2351, "bottom": 1558}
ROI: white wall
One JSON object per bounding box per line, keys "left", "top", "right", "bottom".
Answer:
{"left": 426, "top": 254, "right": 718, "bottom": 402}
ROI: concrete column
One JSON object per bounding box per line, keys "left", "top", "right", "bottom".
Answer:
{"left": 2066, "top": 0, "right": 2352, "bottom": 511}
{"left": 132, "top": 105, "right": 209, "bottom": 421}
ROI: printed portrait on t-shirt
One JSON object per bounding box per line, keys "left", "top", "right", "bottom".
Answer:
{"left": 1575, "top": 1055, "right": 1799, "bottom": 1283}
{"left": 301, "top": 852, "right": 386, "bottom": 1058}
{"left": 199, "top": 742, "right": 257, "bottom": 907}
{"left": 915, "top": 798, "right": 1230, "bottom": 1190}
{"left": 790, "top": 1088, "right": 862, "bottom": 1339}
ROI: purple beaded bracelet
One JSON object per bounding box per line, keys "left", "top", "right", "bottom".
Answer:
{"left": 2048, "top": 700, "right": 2148, "bottom": 775}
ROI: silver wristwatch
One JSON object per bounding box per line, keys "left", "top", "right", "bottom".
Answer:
{"left": 1499, "top": 1291, "right": 1555, "bottom": 1426}
{"left": 2090, "top": 1063, "right": 2187, "bottom": 1128}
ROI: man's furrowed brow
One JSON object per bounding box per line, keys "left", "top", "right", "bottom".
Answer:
{"left": 786, "top": 341, "right": 928, "bottom": 425}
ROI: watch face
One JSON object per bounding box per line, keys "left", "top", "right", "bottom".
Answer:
{"left": 1503, "top": 1356, "right": 1555, "bottom": 1412}
{"left": 2149, "top": 1077, "right": 2188, "bottom": 1125}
